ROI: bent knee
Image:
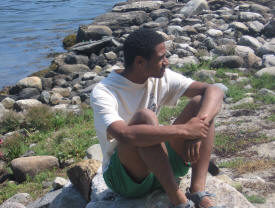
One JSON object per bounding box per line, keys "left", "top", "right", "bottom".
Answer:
{"left": 129, "top": 109, "right": 158, "bottom": 126}
{"left": 190, "top": 95, "right": 203, "bottom": 109}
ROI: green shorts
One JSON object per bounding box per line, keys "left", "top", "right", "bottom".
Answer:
{"left": 103, "top": 142, "right": 190, "bottom": 198}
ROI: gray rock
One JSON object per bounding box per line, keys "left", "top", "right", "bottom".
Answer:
{"left": 112, "top": 1, "right": 162, "bottom": 13}
{"left": 258, "top": 88, "right": 275, "bottom": 97}
{"left": 87, "top": 170, "right": 255, "bottom": 208}
{"left": 18, "top": 88, "right": 40, "bottom": 100}
{"left": 11, "top": 156, "right": 59, "bottom": 182}
{"left": 67, "top": 160, "right": 101, "bottom": 201}
{"left": 52, "top": 87, "right": 71, "bottom": 97}
{"left": 53, "top": 78, "right": 68, "bottom": 88}
{"left": 180, "top": 0, "right": 209, "bottom": 18}
{"left": 250, "top": 3, "right": 270, "bottom": 14}
{"left": 234, "top": 46, "right": 261, "bottom": 68}
{"left": 70, "top": 37, "right": 112, "bottom": 55}
{"left": 17, "top": 77, "right": 42, "bottom": 90}
{"left": 168, "top": 55, "right": 198, "bottom": 68}
{"left": 263, "top": 54, "right": 275, "bottom": 67}
{"left": 239, "top": 12, "right": 264, "bottom": 22}
{"left": 52, "top": 104, "right": 82, "bottom": 115}
{"left": 211, "top": 56, "right": 244, "bottom": 68}
{"left": 104, "top": 51, "right": 117, "bottom": 60}
{"left": 65, "top": 54, "right": 89, "bottom": 65}
{"left": 239, "top": 35, "right": 262, "bottom": 50}
{"left": 1, "top": 193, "right": 32, "bottom": 206}
{"left": 207, "top": 29, "right": 223, "bottom": 37}
{"left": 263, "top": 19, "right": 275, "bottom": 38}
{"left": 86, "top": 144, "right": 103, "bottom": 162}
{"left": 48, "top": 185, "right": 87, "bottom": 208}
{"left": 72, "top": 96, "right": 81, "bottom": 105}
{"left": 166, "top": 25, "right": 184, "bottom": 36}
{"left": 204, "top": 37, "right": 217, "bottom": 50}
{"left": 14, "top": 99, "right": 43, "bottom": 111}
{"left": 213, "top": 45, "right": 236, "bottom": 56}
{"left": 232, "top": 97, "right": 254, "bottom": 106}
{"left": 213, "top": 83, "right": 228, "bottom": 95}
{"left": 258, "top": 43, "right": 275, "bottom": 56}
{"left": 150, "top": 8, "right": 171, "bottom": 20}
{"left": 1, "top": 97, "right": 15, "bottom": 109}
{"left": 256, "top": 67, "right": 275, "bottom": 77}
{"left": 247, "top": 21, "right": 264, "bottom": 34}
{"left": 76, "top": 25, "right": 112, "bottom": 42}
{"left": 195, "top": 70, "right": 216, "bottom": 81}
{"left": 57, "top": 64, "right": 90, "bottom": 75}
{"left": 50, "top": 93, "right": 63, "bottom": 105}
{"left": 0, "top": 202, "right": 26, "bottom": 208}
{"left": 93, "top": 11, "right": 149, "bottom": 29}
{"left": 40, "top": 91, "right": 50, "bottom": 104}
{"left": 52, "top": 177, "right": 69, "bottom": 190}
{"left": 41, "top": 78, "right": 53, "bottom": 90}
{"left": 229, "top": 22, "right": 249, "bottom": 32}
{"left": 82, "top": 72, "right": 97, "bottom": 81}
{"left": 26, "top": 189, "right": 62, "bottom": 208}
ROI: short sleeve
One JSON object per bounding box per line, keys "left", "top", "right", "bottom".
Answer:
{"left": 90, "top": 84, "right": 123, "bottom": 139}
{"left": 162, "top": 69, "right": 194, "bottom": 106}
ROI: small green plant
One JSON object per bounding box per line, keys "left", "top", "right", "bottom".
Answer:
{"left": 254, "top": 93, "right": 275, "bottom": 104}
{"left": 250, "top": 74, "right": 275, "bottom": 91}
{"left": 2, "top": 134, "right": 28, "bottom": 162}
{"left": 0, "top": 111, "right": 22, "bottom": 134}
{"left": 245, "top": 195, "right": 266, "bottom": 204}
{"left": 227, "top": 85, "right": 247, "bottom": 102}
{"left": 267, "top": 114, "right": 275, "bottom": 122}
{"left": 63, "top": 34, "right": 76, "bottom": 49}
{"left": 231, "top": 103, "right": 260, "bottom": 110}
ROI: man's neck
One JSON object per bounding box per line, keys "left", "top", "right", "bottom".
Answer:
{"left": 119, "top": 68, "right": 148, "bottom": 84}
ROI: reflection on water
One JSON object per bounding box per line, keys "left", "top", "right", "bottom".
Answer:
{"left": 0, "top": 0, "right": 120, "bottom": 89}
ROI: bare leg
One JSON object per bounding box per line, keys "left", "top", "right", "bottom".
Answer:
{"left": 170, "top": 96, "right": 215, "bottom": 207}
{"left": 117, "top": 109, "right": 188, "bottom": 206}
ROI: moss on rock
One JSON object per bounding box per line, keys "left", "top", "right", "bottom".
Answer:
{"left": 63, "top": 34, "right": 77, "bottom": 49}
{"left": 29, "top": 63, "right": 58, "bottom": 78}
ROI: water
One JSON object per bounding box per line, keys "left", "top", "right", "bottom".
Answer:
{"left": 0, "top": 0, "right": 121, "bottom": 90}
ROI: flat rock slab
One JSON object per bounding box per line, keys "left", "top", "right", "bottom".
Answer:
{"left": 26, "top": 189, "right": 62, "bottom": 208}
{"left": 93, "top": 11, "right": 149, "bottom": 29}
{"left": 87, "top": 169, "right": 255, "bottom": 208}
{"left": 112, "top": 1, "right": 163, "bottom": 13}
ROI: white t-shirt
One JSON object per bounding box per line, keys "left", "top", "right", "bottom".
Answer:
{"left": 90, "top": 68, "right": 194, "bottom": 170}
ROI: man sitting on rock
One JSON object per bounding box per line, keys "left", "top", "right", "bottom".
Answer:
{"left": 91, "top": 28, "right": 224, "bottom": 208}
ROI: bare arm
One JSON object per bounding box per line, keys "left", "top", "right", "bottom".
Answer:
{"left": 183, "top": 81, "right": 224, "bottom": 124}
{"left": 107, "top": 116, "right": 209, "bottom": 147}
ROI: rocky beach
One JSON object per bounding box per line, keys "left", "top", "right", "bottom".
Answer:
{"left": 0, "top": 0, "right": 274, "bottom": 207}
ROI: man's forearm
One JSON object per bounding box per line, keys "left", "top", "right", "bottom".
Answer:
{"left": 196, "top": 85, "right": 224, "bottom": 124}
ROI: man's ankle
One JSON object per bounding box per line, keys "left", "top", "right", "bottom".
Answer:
{"left": 169, "top": 189, "right": 188, "bottom": 206}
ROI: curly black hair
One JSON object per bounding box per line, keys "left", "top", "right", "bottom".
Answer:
{"left": 123, "top": 28, "right": 165, "bottom": 70}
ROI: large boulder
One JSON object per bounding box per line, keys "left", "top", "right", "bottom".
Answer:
{"left": 263, "top": 55, "right": 275, "bottom": 67}
{"left": 11, "top": 156, "right": 59, "bottom": 182}
{"left": 70, "top": 37, "right": 112, "bottom": 55}
{"left": 57, "top": 64, "right": 90, "bottom": 75}
{"left": 76, "top": 25, "right": 112, "bottom": 42}
{"left": 93, "top": 11, "right": 150, "bottom": 29}
{"left": 0, "top": 202, "right": 26, "bottom": 208}
{"left": 49, "top": 185, "right": 87, "bottom": 208}
{"left": 1, "top": 193, "right": 32, "bottom": 207}
{"left": 67, "top": 159, "right": 101, "bottom": 201}
{"left": 263, "top": 19, "right": 275, "bottom": 38}
{"left": 211, "top": 56, "right": 244, "bottom": 68}
{"left": 256, "top": 67, "right": 275, "bottom": 77}
{"left": 238, "top": 35, "right": 262, "bottom": 50}
{"left": 1, "top": 97, "right": 15, "bottom": 109}
{"left": 112, "top": 1, "right": 162, "bottom": 13}
{"left": 86, "top": 144, "right": 103, "bottom": 162}
{"left": 86, "top": 170, "right": 255, "bottom": 208}
{"left": 26, "top": 189, "right": 63, "bottom": 208}
{"left": 64, "top": 53, "right": 90, "bottom": 65}
{"left": 14, "top": 99, "right": 43, "bottom": 111}
{"left": 17, "top": 77, "right": 42, "bottom": 91}
{"left": 18, "top": 88, "right": 40, "bottom": 100}
{"left": 180, "top": 0, "right": 209, "bottom": 18}
{"left": 234, "top": 46, "right": 261, "bottom": 68}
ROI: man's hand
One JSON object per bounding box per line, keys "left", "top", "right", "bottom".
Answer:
{"left": 183, "top": 139, "right": 201, "bottom": 163}
{"left": 182, "top": 115, "right": 209, "bottom": 140}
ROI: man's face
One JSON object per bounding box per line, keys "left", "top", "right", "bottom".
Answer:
{"left": 145, "top": 42, "right": 169, "bottom": 78}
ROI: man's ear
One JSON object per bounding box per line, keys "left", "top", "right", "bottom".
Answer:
{"left": 134, "top": 56, "right": 146, "bottom": 67}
